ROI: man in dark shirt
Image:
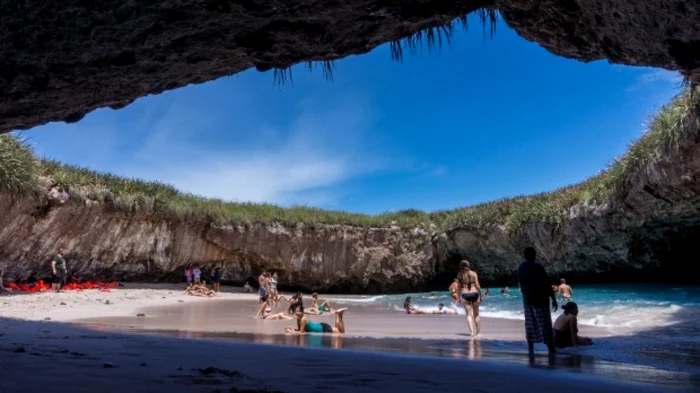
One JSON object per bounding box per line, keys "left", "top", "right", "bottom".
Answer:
{"left": 516, "top": 247, "right": 558, "bottom": 354}
{"left": 51, "top": 249, "right": 67, "bottom": 292}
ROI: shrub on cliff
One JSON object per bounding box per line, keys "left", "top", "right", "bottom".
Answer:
{"left": 0, "top": 134, "right": 38, "bottom": 195}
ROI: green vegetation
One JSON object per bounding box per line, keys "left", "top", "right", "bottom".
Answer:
{"left": 0, "top": 88, "right": 697, "bottom": 233}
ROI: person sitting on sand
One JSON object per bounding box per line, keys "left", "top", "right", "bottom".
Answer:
{"left": 553, "top": 302, "right": 592, "bottom": 348}
{"left": 256, "top": 295, "right": 294, "bottom": 320}
{"left": 185, "top": 281, "right": 216, "bottom": 297}
{"left": 284, "top": 306, "right": 348, "bottom": 334}
{"left": 308, "top": 293, "right": 333, "bottom": 314}
{"left": 243, "top": 281, "right": 253, "bottom": 293}
{"left": 286, "top": 292, "right": 304, "bottom": 314}
{"left": 433, "top": 303, "right": 458, "bottom": 315}
{"left": 449, "top": 279, "right": 459, "bottom": 301}
{"left": 557, "top": 279, "right": 573, "bottom": 302}
{"left": 404, "top": 296, "right": 417, "bottom": 314}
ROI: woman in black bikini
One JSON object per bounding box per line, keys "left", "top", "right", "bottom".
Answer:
{"left": 457, "top": 260, "right": 482, "bottom": 337}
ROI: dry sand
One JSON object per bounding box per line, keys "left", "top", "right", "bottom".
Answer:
{"left": 0, "top": 284, "right": 683, "bottom": 392}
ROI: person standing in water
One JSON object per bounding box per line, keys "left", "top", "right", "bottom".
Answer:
{"left": 51, "top": 249, "right": 67, "bottom": 292}
{"left": 285, "top": 306, "right": 348, "bottom": 334}
{"left": 448, "top": 279, "right": 459, "bottom": 301}
{"left": 517, "top": 247, "right": 558, "bottom": 354}
{"left": 557, "top": 278, "right": 573, "bottom": 302}
{"left": 457, "top": 260, "right": 482, "bottom": 337}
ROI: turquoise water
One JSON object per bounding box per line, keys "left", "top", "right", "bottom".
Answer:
{"left": 328, "top": 284, "right": 700, "bottom": 376}
{"left": 329, "top": 284, "right": 700, "bottom": 330}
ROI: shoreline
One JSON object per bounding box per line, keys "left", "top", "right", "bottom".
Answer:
{"left": 1, "top": 283, "right": 696, "bottom": 391}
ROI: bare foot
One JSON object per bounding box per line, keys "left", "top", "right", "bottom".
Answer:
{"left": 335, "top": 308, "right": 348, "bottom": 316}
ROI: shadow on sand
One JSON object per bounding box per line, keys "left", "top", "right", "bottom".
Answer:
{"left": 69, "top": 306, "right": 700, "bottom": 390}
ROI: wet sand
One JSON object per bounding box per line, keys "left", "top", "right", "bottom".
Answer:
{"left": 2, "top": 284, "right": 697, "bottom": 391}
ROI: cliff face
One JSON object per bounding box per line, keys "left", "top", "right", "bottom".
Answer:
{"left": 2, "top": 0, "right": 699, "bottom": 134}
{"left": 434, "top": 97, "right": 700, "bottom": 286}
{"left": 0, "top": 194, "right": 434, "bottom": 293}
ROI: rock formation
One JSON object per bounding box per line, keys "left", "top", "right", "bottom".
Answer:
{"left": 1, "top": 0, "right": 699, "bottom": 134}
{"left": 1, "top": 91, "right": 699, "bottom": 292}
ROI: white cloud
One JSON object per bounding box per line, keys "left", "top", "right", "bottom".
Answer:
{"left": 112, "top": 93, "right": 385, "bottom": 207}
{"left": 630, "top": 69, "right": 683, "bottom": 89}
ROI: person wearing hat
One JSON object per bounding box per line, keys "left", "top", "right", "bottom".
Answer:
{"left": 457, "top": 259, "right": 482, "bottom": 337}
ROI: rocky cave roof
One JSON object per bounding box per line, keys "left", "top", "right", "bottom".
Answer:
{"left": 1, "top": 0, "right": 699, "bottom": 134}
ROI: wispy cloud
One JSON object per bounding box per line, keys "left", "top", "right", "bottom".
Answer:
{"left": 25, "top": 91, "right": 389, "bottom": 208}
{"left": 628, "top": 69, "right": 683, "bottom": 90}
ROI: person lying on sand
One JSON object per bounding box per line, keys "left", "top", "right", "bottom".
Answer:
{"left": 307, "top": 293, "right": 334, "bottom": 314}
{"left": 256, "top": 296, "right": 293, "bottom": 320}
{"left": 284, "top": 306, "right": 348, "bottom": 334}
{"left": 185, "top": 281, "right": 216, "bottom": 297}
{"left": 553, "top": 302, "right": 592, "bottom": 348}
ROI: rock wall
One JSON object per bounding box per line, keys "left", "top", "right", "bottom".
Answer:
{"left": 2, "top": 0, "right": 700, "bottom": 134}
{"left": 0, "top": 194, "right": 434, "bottom": 293}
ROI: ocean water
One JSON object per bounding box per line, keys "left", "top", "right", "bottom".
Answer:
{"left": 328, "top": 284, "right": 700, "bottom": 330}
{"left": 328, "top": 284, "right": 700, "bottom": 378}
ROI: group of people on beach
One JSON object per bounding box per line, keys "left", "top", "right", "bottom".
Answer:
{"left": 183, "top": 265, "right": 221, "bottom": 297}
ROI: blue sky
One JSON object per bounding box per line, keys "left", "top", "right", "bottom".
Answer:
{"left": 17, "top": 18, "right": 683, "bottom": 214}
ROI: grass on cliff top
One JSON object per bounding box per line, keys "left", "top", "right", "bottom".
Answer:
{"left": 2, "top": 87, "right": 697, "bottom": 232}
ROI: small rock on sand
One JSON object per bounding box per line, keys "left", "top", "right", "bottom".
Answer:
{"left": 104, "top": 300, "right": 111, "bottom": 305}
{"left": 44, "top": 317, "right": 51, "bottom": 321}
{"left": 136, "top": 313, "right": 146, "bottom": 317}
{"left": 59, "top": 302, "right": 67, "bottom": 305}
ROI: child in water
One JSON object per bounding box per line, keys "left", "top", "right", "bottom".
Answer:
{"left": 553, "top": 302, "right": 593, "bottom": 348}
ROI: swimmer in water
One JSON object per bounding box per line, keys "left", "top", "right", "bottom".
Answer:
{"left": 285, "top": 306, "right": 348, "bottom": 334}
{"left": 553, "top": 302, "right": 592, "bottom": 348}
{"left": 557, "top": 278, "right": 573, "bottom": 302}
{"left": 426, "top": 292, "right": 438, "bottom": 299}
{"left": 483, "top": 289, "right": 491, "bottom": 297}
{"left": 433, "top": 303, "right": 458, "bottom": 315}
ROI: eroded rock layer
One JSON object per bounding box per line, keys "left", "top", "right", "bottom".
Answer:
{"left": 1, "top": 0, "right": 700, "bottom": 134}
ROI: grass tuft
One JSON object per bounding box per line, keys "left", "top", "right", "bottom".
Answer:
{"left": 0, "top": 134, "right": 39, "bottom": 196}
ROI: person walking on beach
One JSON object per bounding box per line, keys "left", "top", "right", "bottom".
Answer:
{"left": 557, "top": 279, "right": 573, "bottom": 302}
{"left": 457, "top": 260, "right": 482, "bottom": 337}
{"left": 516, "top": 247, "right": 558, "bottom": 354}
{"left": 212, "top": 267, "right": 221, "bottom": 292}
{"left": 51, "top": 249, "right": 67, "bottom": 292}
{"left": 269, "top": 272, "right": 279, "bottom": 305}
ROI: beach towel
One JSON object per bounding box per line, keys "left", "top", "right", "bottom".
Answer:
{"left": 523, "top": 304, "right": 553, "bottom": 343}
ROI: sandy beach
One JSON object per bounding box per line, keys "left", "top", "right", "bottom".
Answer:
{"left": 0, "top": 284, "right": 695, "bottom": 392}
